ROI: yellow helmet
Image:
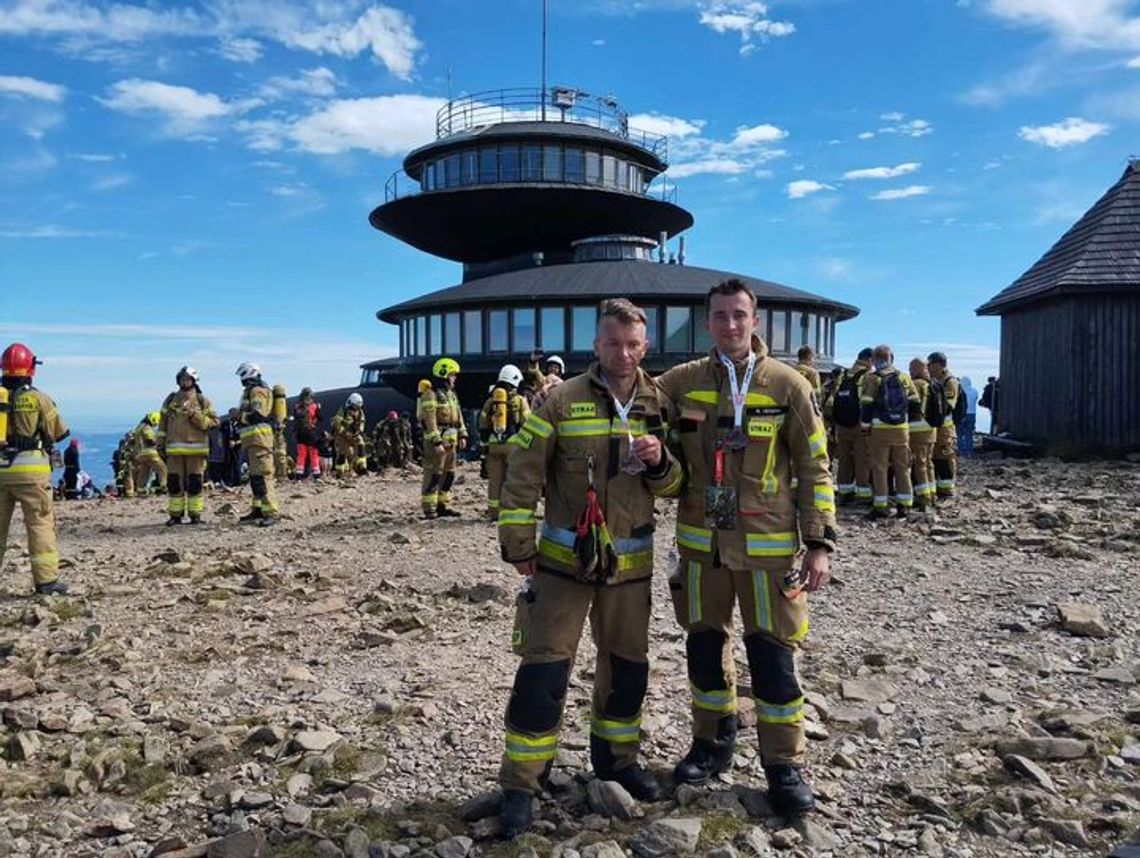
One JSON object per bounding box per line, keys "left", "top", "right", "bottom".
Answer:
{"left": 417, "top": 378, "right": 432, "bottom": 394}
{"left": 432, "top": 357, "right": 460, "bottom": 379}
{"left": 147, "top": 411, "right": 161, "bottom": 426}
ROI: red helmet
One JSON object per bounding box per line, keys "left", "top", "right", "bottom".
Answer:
{"left": 387, "top": 409, "right": 399, "bottom": 420}
{"left": 1, "top": 343, "right": 38, "bottom": 378}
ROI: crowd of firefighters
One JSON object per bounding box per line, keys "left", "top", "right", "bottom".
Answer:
{"left": 0, "top": 282, "right": 974, "bottom": 835}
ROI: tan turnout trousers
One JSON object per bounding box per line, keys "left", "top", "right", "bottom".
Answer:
{"left": 0, "top": 481, "right": 60, "bottom": 587}
{"left": 869, "top": 428, "right": 913, "bottom": 510}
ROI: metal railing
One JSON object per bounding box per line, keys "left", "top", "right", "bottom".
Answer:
{"left": 436, "top": 87, "right": 668, "bottom": 161}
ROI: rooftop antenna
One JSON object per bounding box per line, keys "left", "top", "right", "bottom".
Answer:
{"left": 541, "top": 0, "right": 548, "bottom": 121}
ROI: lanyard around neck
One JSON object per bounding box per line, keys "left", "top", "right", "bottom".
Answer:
{"left": 718, "top": 350, "right": 756, "bottom": 429}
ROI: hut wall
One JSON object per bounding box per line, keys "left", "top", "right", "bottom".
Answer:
{"left": 999, "top": 294, "right": 1140, "bottom": 452}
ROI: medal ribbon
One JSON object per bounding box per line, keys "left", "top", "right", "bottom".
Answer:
{"left": 719, "top": 350, "right": 757, "bottom": 431}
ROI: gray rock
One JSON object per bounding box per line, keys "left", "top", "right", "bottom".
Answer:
{"left": 344, "top": 827, "right": 371, "bottom": 858}
{"left": 736, "top": 826, "right": 771, "bottom": 857}
{"left": 291, "top": 730, "right": 342, "bottom": 752}
{"left": 6, "top": 731, "right": 40, "bottom": 761}
{"left": 286, "top": 773, "right": 313, "bottom": 798}
{"left": 1041, "top": 818, "right": 1091, "bottom": 848}
{"left": 629, "top": 818, "right": 703, "bottom": 857}
{"left": 434, "top": 836, "right": 473, "bottom": 858}
{"left": 1056, "top": 602, "right": 1111, "bottom": 637}
{"left": 243, "top": 725, "right": 286, "bottom": 747}
{"left": 979, "top": 687, "right": 1013, "bottom": 705}
{"left": 839, "top": 678, "right": 896, "bottom": 704}
{"left": 85, "top": 800, "right": 135, "bottom": 837}
{"left": 1003, "top": 754, "right": 1058, "bottom": 794}
{"left": 143, "top": 735, "right": 169, "bottom": 765}
{"left": 768, "top": 829, "right": 801, "bottom": 850}
{"left": 457, "top": 789, "right": 501, "bottom": 822}
{"left": 190, "top": 735, "right": 235, "bottom": 772}
{"left": 733, "top": 786, "right": 774, "bottom": 819}
{"left": 283, "top": 803, "right": 312, "bottom": 827}
{"left": 469, "top": 817, "right": 501, "bottom": 841}
{"left": 240, "top": 791, "right": 273, "bottom": 810}
{"left": 793, "top": 818, "right": 839, "bottom": 851}
{"left": 917, "top": 828, "right": 942, "bottom": 857}
{"left": 0, "top": 676, "right": 36, "bottom": 702}
{"left": 2, "top": 707, "right": 38, "bottom": 730}
{"left": 953, "top": 711, "right": 1009, "bottom": 734}
{"left": 581, "top": 842, "right": 625, "bottom": 858}
{"left": 1094, "top": 666, "right": 1136, "bottom": 684}
{"left": 1120, "top": 744, "right": 1140, "bottom": 765}
{"left": 994, "top": 737, "right": 1089, "bottom": 761}
{"left": 587, "top": 778, "right": 639, "bottom": 820}
{"left": 207, "top": 830, "right": 267, "bottom": 858}
{"left": 705, "top": 846, "right": 737, "bottom": 858}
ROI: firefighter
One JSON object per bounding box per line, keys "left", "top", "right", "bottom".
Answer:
{"left": 497, "top": 299, "right": 684, "bottom": 838}
{"left": 412, "top": 380, "right": 430, "bottom": 464}
{"left": 827, "top": 348, "right": 872, "bottom": 505}
{"left": 655, "top": 279, "right": 836, "bottom": 816}
{"left": 157, "top": 366, "right": 218, "bottom": 525}
{"left": 0, "top": 343, "right": 70, "bottom": 595}
{"left": 908, "top": 358, "right": 937, "bottom": 511}
{"left": 526, "top": 351, "right": 566, "bottom": 409}
{"left": 332, "top": 393, "right": 367, "bottom": 477}
{"left": 396, "top": 412, "right": 414, "bottom": 467}
{"left": 859, "top": 345, "right": 921, "bottom": 519}
{"left": 235, "top": 362, "right": 278, "bottom": 525}
{"left": 419, "top": 359, "right": 467, "bottom": 518}
{"left": 373, "top": 409, "right": 410, "bottom": 469}
{"left": 793, "top": 345, "right": 822, "bottom": 396}
{"left": 133, "top": 411, "right": 167, "bottom": 495}
{"left": 927, "top": 352, "right": 960, "bottom": 499}
{"left": 478, "top": 364, "right": 530, "bottom": 520}
{"left": 293, "top": 387, "right": 322, "bottom": 479}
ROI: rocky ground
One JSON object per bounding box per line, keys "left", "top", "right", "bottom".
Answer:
{"left": 1, "top": 455, "right": 1139, "bottom": 858}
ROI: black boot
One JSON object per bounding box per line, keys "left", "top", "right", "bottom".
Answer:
{"left": 765, "top": 764, "right": 815, "bottom": 814}
{"left": 34, "top": 580, "right": 69, "bottom": 596}
{"left": 239, "top": 508, "right": 263, "bottom": 522}
{"left": 165, "top": 515, "right": 183, "bottom": 526}
{"left": 590, "top": 734, "right": 661, "bottom": 802}
{"left": 188, "top": 515, "right": 202, "bottom": 525}
{"left": 499, "top": 789, "right": 534, "bottom": 839}
{"left": 436, "top": 506, "right": 461, "bottom": 518}
{"left": 674, "top": 715, "right": 737, "bottom": 785}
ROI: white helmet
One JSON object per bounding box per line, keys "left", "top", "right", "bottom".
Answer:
{"left": 235, "top": 362, "right": 261, "bottom": 382}
{"left": 177, "top": 365, "right": 199, "bottom": 383}
{"left": 546, "top": 355, "right": 565, "bottom": 374}
{"left": 347, "top": 392, "right": 364, "bottom": 407}
{"left": 497, "top": 363, "right": 524, "bottom": 387}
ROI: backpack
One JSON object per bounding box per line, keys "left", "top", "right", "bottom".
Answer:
{"left": 924, "top": 379, "right": 947, "bottom": 427}
{"left": 951, "top": 377, "right": 968, "bottom": 427}
{"left": 876, "top": 372, "right": 909, "bottom": 425}
{"left": 832, "top": 369, "right": 864, "bottom": 428}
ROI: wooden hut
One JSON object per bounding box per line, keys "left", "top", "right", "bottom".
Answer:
{"left": 976, "top": 160, "right": 1140, "bottom": 454}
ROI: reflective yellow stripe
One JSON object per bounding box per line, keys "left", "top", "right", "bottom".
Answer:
{"left": 677, "top": 522, "right": 713, "bottom": 552}
{"left": 0, "top": 463, "right": 52, "bottom": 474}
{"left": 522, "top": 414, "right": 553, "bottom": 438}
{"left": 813, "top": 484, "right": 835, "bottom": 512}
{"left": 691, "top": 682, "right": 737, "bottom": 712}
{"left": 166, "top": 443, "right": 208, "bottom": 455}
{"left": 754, "top": 696, "right": 805, "bottom": 724}
{"left": 807, "top": 428, "right": 827, "bottom": 458}
{"left": 498, "top": 508, "right": 537, "bottom": 526}
{"left": 656, "top": 464, "right": 684, "bottom": 498}
{"left": 240, "top": 424, "right": 273, "bottom": 441}
{"left": 753, "top": 569, "right": 771, "bottom": 631}
{"left": 684, "top": 390, "right": 719, "bottom": 405}
{"left": 505, "top": 732, "right": 558, "bottom": 762}
{"left": 616, "top": 549, "right": 653, "bottom": 571}
{"left": 761, "top": 432, "right": 779, "bottom": 494}
{"left": 557, "top": 418, "right": 609, "bottom": 437}
{"left": 687, "top": 561, "right": 702, "bottom": 624}
{"left": 788, "top": 617, "right": 810, "bottom": 642}
{"left": 591, "top": 717, "right": 641, "bottom": 743}
{"left": 537, "top": 537, "right": 576, "bottom": 566}
{"left": 30, "top": 552, "right": 58, "bottom": 569}
{"left": 745, "top": 532, "right": 797, "bottom": 557}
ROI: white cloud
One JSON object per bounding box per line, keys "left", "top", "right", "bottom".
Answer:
{"left": 843, "top": 162, "right": 922, "bottom": 180}
{"left": 269, "top": 183, "right": 308, "bottom": 196}
{"left": 977, "top": 0, "right": 1140, "bottom": 51}
{"left": 730, "top": 122, "right": 787, "bottom": 147}
{"left": 669, "top": 158, "right": 747, "bottom": 178}
{"left": 1017, "top": 116, "right": 1111, "bottom": 148}
{"left": 1129, "top": 55, "right": 1140, "bottom": 67}
{"left": 0, "top": 74, "right": 65, "bottom": 101}
{"left": 91, "top": 173, "right": 131, "bottom": 191}
{"left": 0, "top": 224, "right": 117, "bottom": 238}
{"left": 242, "top": 94, "right": 445, "bottom": 156}
{"left": 961, "top": 60, "right": 1051, "bottom": 107}
{"left": 260, "top": 67, "right": 339, "bottom": 100}
{"left": 0, "top": 1, "right": 424, "bottom": 80}
{"left": 100, "top": 79, "right": 235, "bottom": 135}
{"left": 218, "top": 36, "right": 263, "bottom": 63}
{"left": 879, "top": 111, "right": 905, "bottom": 121}
{"left": 786, "top": 179, "right": 833, "bottom": 199}
{"left": 871, "top": 185, "right": 932, "bottom": 200}
{"left": 698, "top": 1, "right": 796, "bottom": 54}
{"left": 857, "top": 131, "right": 875, "bottom": 140}
{"left": 70, "top": 152, "right": 117, "bottom": 162}
{"left": 627, "top": 112, "right": 705, "bottom": 139}
{"left": 592, "top": 38, "right": 606, "bottom": 46}
{"left": 879, "top": 117, "right": 933, "bottom": 137}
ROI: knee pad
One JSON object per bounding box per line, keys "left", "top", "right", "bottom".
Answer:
{"left": 507, "top": 660, "right": 571, "bottom": 733}
{"left": 744, "top": 634, "right": 801, "bottom": 704}
{"left": 166, "top": 473, "right": 182, "bottom": 495}
{"left": 186, "top": 474, "right": 203, "bottom": 495}
{"left": 687, "top": 629, "right": 729, "bottom": 691}
{"left": 424, "top": 473, "right": 442, "bottom": 494}
{"left": 440, "top": 472, "right": 455, "bottom": 493}
{"left": 601, "top": 654, "right": 648, "bottom": 720}
{"left": 249, "top": 474, "right": 268, "bottom": 497}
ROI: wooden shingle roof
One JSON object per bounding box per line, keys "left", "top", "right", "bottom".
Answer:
{"left": 977, "top": 160, "right": 1140, "bottom": 315}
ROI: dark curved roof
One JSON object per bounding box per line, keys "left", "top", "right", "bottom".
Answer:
{"left": 377, "top": 260, "right": 860, "bottom": 323}
{"left": 404, "top": 121, "right": 667, "bottom": 177}
{"left": 978, "top": 161, "right": 1140, "bottom": 315}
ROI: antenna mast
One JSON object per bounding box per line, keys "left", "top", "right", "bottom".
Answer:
{"left": 541, "top": 0, "right": 548, "bottom": 121}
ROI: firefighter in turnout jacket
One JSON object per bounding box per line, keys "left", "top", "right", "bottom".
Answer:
{"left": 332, "top": 393, "right": 367, "bottom": 477}
{"left": 827, "top": 348, "right": 873, "bottom": 505}
{"left": 478, "top": 364, "right": 531, "bottom": 519}
{"left": 793, "top": 345, "right": 822, "bottom": 396}
{"left": 927, "top": 352, "right": 960, "bottom": 498}
{"left": 0, "top": 343, "right": 69, "bottom": 595}
{"left": 419, "top": 358, "right": 467, "bottom": 518}
{"left": 133, "top": 411, "right": 167, "bottom": 495}
{"left": 497, "top": 299, "right": 684, "bottom": 839}
{"left": 157, "top": 366, "right": 218, "bottom": 525}
{"left": 907, "top": 358, "right": 937, "bottom": 510}
{"left": 860, "top": 346, "right": 921, "bottom": 518}
{"left": 655, "top": 280, "right": 836, "bottom": 815}
{"left": 235, "top": 362, "right": 278, "bottom": 524}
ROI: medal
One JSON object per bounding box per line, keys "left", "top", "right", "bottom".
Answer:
{"left": 609, "top": 384, "right": 646, "bottom": 476}
{"left": 719, "top": 349, "right": 757, "bottom": 452}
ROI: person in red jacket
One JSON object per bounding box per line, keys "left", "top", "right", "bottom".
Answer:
{"left": 292, "top": 387, "right": 323, "bottom": 479}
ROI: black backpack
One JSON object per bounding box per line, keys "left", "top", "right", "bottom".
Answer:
{"left": 877, "top": 372, "right": 909, "bottom": 425}
{"left": 832, "top": 369, "right": 864, "bottom": 428}
{"left": 924, "top": 379, "right": 947, "bottom": 427}
{"left": 950, "top": 377, "right": 968, "bottom": 427}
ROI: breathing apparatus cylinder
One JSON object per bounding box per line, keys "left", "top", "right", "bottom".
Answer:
{"left": 272, "top": 384, "right": 288, "bottom": 425}
{"left": 0, "top": 387, "right": 9, "bottom": 446}
{"left": 492, "top": 387, "right": 508, "bottom": 435}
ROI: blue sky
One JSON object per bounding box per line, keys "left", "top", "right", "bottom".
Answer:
{"left": 2, "top": 0, "right": 1138, "bottom": 430}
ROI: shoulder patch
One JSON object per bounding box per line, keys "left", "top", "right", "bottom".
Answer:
{"left": 569, "top": 401, "right": 597, "bottom": 418}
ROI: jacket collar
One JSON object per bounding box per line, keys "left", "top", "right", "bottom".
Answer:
{"left": 587, "top": 362, "right": 656, "bottom": 404}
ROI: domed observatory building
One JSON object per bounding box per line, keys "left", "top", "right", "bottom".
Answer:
{"left": 365, "top": 87, "right": 858, "bottom": 400}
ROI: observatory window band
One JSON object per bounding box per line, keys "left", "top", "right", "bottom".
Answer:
{"left": 571, "top": 306, "right": 596, "bottom": 352}
{"left": 665, "top": 306, "right": 692, "bottom": 353}
{"left": 540, "top": 307, "right": 565, "bottom": 352}
{"left": 489, "top": 310, "right": 509, "bottom": 352}
{"left": 463, "top": 310, "right": 482, "bottom": 355}
{"left": 513, "top": 307, "right": 536, "bottom": 352}
{"left": 445, "top": 313, "right": 461, "bottom": 353}
{"left": 417, "top": 144, "right": 652, "bottom": 193}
